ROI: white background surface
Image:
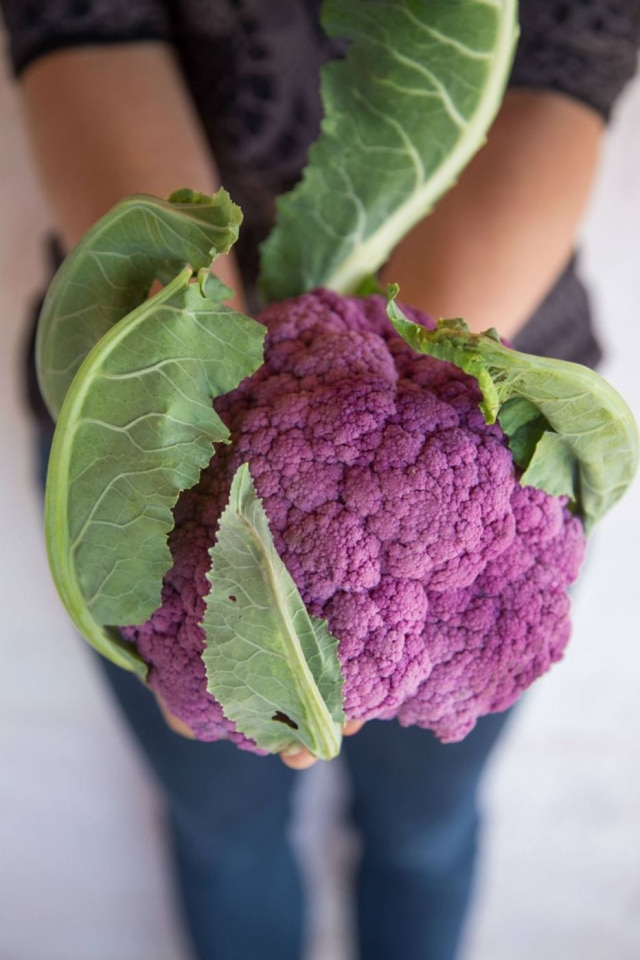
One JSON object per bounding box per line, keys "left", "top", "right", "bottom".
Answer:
{"left": 1, "top": 41, "right": 639, "bottom": 960}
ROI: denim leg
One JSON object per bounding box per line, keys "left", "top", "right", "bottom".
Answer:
{"left": 38, "top": 432, "right": 303, "bottom": 959}
{"left": 342, "top": 711, "right": 512, "bottom": 960}
{"left": 97, "top": 656, "right": 303, "bottom": 960}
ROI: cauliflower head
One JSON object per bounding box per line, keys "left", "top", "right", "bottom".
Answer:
{"left": 123, "top": 290, "right": 586, "bottom": 750}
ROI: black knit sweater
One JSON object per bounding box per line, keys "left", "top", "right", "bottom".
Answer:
{"left": 2, "top": 0, "right": 640, "bottom": 370}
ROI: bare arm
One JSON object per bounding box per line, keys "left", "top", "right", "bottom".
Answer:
{"left": 380, "top": 89, "right": 604, "bottom": 338}
{"left": 19, "top": 40, "right": 244, "bottom": 739}
{"left": 286, "top": 91, "right": 605, "bottom": 770}
{"left": 19, "top": 42, "right": 244, "bottom": 305}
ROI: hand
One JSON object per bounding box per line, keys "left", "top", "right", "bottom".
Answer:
{"left": 154, "top": 693, "right": 365, "bottom": 770}
{"left": 156, "top": 692, "right": 196, "bottom": 739}
{"left": 156, "top": 694, "right": 364, "bottom": 767}
{"left": 280, "top": 719, "right": 365, "bottom": 770}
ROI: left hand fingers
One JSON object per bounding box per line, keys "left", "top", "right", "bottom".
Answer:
{"left": 279, "top": 719, "right": 365, "bottom": 769}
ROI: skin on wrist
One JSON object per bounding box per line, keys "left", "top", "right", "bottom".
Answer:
{"left": 381, "top": 89, "right": 604, "bottom": 339}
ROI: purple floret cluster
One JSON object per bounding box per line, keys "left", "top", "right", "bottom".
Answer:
{"left": 123, "top": 290, "right": 586, "bottom": 750}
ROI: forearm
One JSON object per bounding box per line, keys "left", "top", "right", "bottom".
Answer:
{"left": 19, "top": 42, "right": 243, "bottom": 303}
{"left": 381, "top": 89, "right": 604, "bottom": 339}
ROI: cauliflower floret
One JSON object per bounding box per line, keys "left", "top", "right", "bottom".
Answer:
{"left": 123, "top": 290, "right": 586, "bottom": 750}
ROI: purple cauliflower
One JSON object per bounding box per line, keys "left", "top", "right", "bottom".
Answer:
{"left": 123, "top": 290, "right": 586, "bottom": 751}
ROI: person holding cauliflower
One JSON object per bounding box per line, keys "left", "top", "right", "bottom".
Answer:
{"left": 2, "top": 1, "right": 639, "bottom": 959}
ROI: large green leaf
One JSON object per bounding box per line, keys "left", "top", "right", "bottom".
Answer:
{"left": 387, "top": 291, "right": 639, "bottom": 533}
{"left": 202, "top": 464, "right": 344, "bottom": 759}
{"left": 44, "top": 269, "right": 265, "bottom": 676}
{"left": 259, "top": 0, "right": 518, "bottom": 301}
{"left": 37, "top": 188, "right": 242, "bottom": 419}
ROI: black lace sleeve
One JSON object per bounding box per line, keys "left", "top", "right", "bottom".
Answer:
{"left": 511, "top": 1, "right": 640, "bottom": 120}
{"left": 0, "top": 0, "right": 173, "bottom": 77}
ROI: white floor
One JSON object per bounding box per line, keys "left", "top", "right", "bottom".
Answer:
{"left": 1, "top": 42, "right": 639, "bottom": 960}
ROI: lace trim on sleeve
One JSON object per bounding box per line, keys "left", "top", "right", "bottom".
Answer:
{"left": 510, "top": 0, "right": 640, "bottom": 120}
{"left": 1, "top": 0, "right": 173, "bottom": 76}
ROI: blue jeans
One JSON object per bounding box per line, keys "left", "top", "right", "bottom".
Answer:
{"left": 38, "top": 431, "right": 510, "bottom": 958}
{"left": 98, "top": 656, "right": 511, "bottom": 960}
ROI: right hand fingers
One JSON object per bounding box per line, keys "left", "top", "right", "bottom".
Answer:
{"left": 155, "top": 692, "right": 196, "bottom": 739}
